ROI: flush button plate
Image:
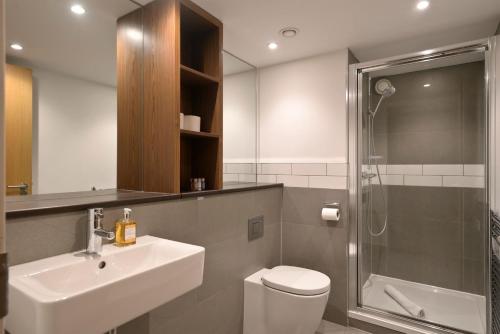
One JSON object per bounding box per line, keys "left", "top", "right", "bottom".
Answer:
{"left": 248, "top": 215, "right": 264, "bottom": 241}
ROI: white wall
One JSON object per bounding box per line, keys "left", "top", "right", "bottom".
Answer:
{"left": 258, "top": 49, "right": 349, "bottom": 163}
{"left": 33, "top": 69, "right": 117, "bottom": 194}
{"left": 223, "top": 70, "right": 256, "bottom": 163}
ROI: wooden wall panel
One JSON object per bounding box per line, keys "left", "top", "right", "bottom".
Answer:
{"left": 5, "top": 64, "right": 32, "bottom": 196}
{"left": 118, "top": 0, "right": 222, "bottom": 193}
{"left": 143, "top": 0, "right": 180, "bottom": 193}
{"left": 117, "top": 9, "right": 144, "bottom": 191}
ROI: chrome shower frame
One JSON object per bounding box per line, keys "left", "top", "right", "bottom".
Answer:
{"left": 347, "top": 37, "right": 495, "bottom": 334}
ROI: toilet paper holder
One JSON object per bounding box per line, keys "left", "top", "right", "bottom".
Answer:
{"left": 321, "top": 202, "right": 341, "bottom": 222}
{"left": 324, "top": 202, "right": 340, "bottom": 210}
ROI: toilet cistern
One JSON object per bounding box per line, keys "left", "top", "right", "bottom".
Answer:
{"left": 87, "top": 208, "right": 115, "bottom": 254}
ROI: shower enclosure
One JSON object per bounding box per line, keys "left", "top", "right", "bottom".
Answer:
{"left": 349, "top": 39, "right": 494, "bottom": 334}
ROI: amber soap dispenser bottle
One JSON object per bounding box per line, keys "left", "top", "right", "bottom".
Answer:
{"left": 115, "top": 208, "right": 136, "bottom": 246}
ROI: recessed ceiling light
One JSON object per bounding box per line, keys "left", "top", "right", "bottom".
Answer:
{"left": 417, "top": 0, "right": 430, "bottom": 10}
{"left": 423, "top": 83, "right": 431, "bottom": 87}
{"left": 268, "top": 42, "right": 278, "bottom": 50}
{"left": 280, "top": 27, "right": 299, "bottom": 38}
{"left": 10, "top": 43, "right": 23, "bottom": 51}
{"left": 71, "top": 4, "right": 86, "bottom": 15}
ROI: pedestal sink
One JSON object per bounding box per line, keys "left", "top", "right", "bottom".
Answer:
{"left": 6, "top": 235, "right": 205, "bottom": 334}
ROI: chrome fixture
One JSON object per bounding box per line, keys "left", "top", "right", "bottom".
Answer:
{"left": 366, "top": 78, "right": 396, "bottom": 237}
{"left": 87, "top": 208, "right": 115, "bottom": 254}
{"left": 370, "top": 78, "right": 396, "bottom": 118}
{"left": 7, "top": 182, "right": 29, "bottom": 195}
{"left": 361, "top": 171, "right": 377, "bottom": 180}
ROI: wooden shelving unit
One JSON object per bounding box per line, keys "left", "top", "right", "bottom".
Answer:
{"left": 179, "top": 0, "right": 222, "bottom": 193}
{"left": 117, "top": 0, "right": 222, "bottom": 194}
{"left": 180, "top": 129, "right": 220, "bottom": 139}
{"left": 180, "top": 65, "right": 218, "bottom": 85}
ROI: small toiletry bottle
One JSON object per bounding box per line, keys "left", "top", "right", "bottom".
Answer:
{"left": 115, "top": 208, "right": 136, "bottom": 247}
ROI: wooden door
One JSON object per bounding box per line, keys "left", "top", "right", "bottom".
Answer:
{"left": 5, "top": 64, "right": 32, "bottom": 195}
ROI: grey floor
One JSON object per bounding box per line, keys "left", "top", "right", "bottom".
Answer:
{"left": 317, "top": 321, "right": 370, "bottom": 334}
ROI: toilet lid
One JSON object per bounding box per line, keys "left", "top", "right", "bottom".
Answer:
{"left": 261, "top": 266, "right": 330, "bottom": 296}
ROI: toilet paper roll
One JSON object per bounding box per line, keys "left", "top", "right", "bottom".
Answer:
{"left": 184, "top": 115, "right": 201, "bottom": 132}
{"left": 321, "top": 208, "right": 340, "bottom": 221}
{"left": 180, "top": 113, "right": 184, "bottom": 130}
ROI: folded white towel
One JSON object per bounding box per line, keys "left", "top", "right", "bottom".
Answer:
{"left": 384, "top": 284, "right": 425, "bottom": 318}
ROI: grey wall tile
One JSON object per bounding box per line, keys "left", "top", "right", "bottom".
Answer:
{"left": 118, "top": 314, "right": 150, "bottom": 334}
{"left": 283, "top": 222, "right": 347, "bottom": 325}
{"left": 282, "top": 187, "right": 348, "bottom": 227}
{"left": 282, "top": 187, "right": 349, "bottom": 325}
{"left": 463, "top": 259, "right": 485, "bottom": 295}
{"left": 7, "top": 211, "right": 87, "bottom": 265}
{"left": 370, "top": 61, "right": 485, "bottom": 165}
{"left": 6, "top": 188, "right": 283, "bottom": 334}
{"left": 364, "top": 185, "right": 486, "bottom": 294}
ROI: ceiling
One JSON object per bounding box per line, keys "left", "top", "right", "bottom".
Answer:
{"left": 223, "top": 51, "right": 255, "bottom": 76}
{"left": 6, "top": 0, "right": 139, "bottom": 86}
{"left": 192, "top": 0, "right": 500, "bottom": 66}
{"left": 6, "top": 0, "right": 500, "bottom": 85}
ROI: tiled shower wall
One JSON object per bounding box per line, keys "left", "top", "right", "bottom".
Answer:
{"left": 365, "top": 61, "right": 486, "bottom": 294}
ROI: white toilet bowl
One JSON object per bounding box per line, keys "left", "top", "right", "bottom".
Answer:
{"left": 244, "top": 266, "right": 330, "bottom": 334}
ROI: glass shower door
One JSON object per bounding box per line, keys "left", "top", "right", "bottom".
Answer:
{"left": 357, "top": 52, "right": 488, "bottom": 334}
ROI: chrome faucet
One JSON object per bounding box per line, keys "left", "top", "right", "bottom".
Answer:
{"left": 87, "top": 208, "right": 115, "bottom": 254}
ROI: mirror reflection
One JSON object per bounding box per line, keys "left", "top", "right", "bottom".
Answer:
{"left": 5, "top": 0, "right": 141, "bottom": 195}
{"left": 222, "top": 51, "right": 257, "bottom": 184}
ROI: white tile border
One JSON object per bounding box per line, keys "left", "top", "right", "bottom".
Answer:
{"left": 386, "top": 164, "right": 422, "bottom": 175}
{"left": 276, "top": 175, "right": 309, "bottom": 187}
{"left": 362, "top": 164, "right": 485, "bottom": 188}
{"left": 309, "top": 176, "right": 347, "bottom": 189}
{"left": 291, "top": 163, "right": 327, "bottom": 176}
{"left": 224, "top": 162, "right": 348, "bottom": 189}
{"left": 422, "top": 164, "right": 463, "bottom": 176}
{"left": 443, "top": 176, "right": 485, "bottom": 188}
{"left": 223, "top": 163, "right": 486, "bottom": 189}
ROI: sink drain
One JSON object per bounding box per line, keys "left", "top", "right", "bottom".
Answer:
{"left": 98, "top": 261, "right": 106, "bottom": 269}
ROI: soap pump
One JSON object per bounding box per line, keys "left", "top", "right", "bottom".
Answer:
{"left": 115, "top": 208, "right": 137, "bottom": 247}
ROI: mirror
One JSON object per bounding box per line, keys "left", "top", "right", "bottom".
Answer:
{"left": 222, "top": 51, "right": 258, "bottom": 184}
{"left": 5, "top": 0, "right": 142, "bottom": 195}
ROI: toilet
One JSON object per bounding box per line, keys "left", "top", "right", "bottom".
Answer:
{"left": 244, "top": 265, "right": 331, "bottom": 334}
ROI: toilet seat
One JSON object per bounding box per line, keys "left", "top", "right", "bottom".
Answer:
{"left": 261, "top": 266, "right": 330, "bottom": 296}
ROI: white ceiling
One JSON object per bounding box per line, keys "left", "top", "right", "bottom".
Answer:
{"left": 192, "top": 0, "right": 500, "bottom": 66}
{"left": 223, "top": 51, "right": 255, "bottom": 76}
{"left": 6, "top": 0, "right": 500, "bottom": 85}
{"left": 6, "top": 0, "right": 139, "bottom": 86}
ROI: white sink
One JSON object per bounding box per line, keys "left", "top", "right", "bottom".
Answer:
{"left": 6, "top": 235, "right": 205, "bottom": 334}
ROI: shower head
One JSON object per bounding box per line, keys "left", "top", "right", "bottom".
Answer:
{"left": 375, "top": 78, "right": 396, "bottom": 97}
{"left": 370, "top": 78, "right": 396, "bottom": 118}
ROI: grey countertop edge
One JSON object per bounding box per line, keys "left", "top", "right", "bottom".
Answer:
{"left": 6, "top": 183, "right": 284, "bottom": 219}
{"left": 180, "top": 183, "right": 283, "bottom": 198}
